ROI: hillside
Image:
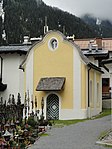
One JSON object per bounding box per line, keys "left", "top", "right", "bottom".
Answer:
{"left": 0, "top": 0, "right": 97, "bottom": 45}
{"left": 81, "top": 14, "right": 112, "bottom": 38}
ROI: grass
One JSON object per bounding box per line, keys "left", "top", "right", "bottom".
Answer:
{"left": 104, "top": 144, "right": 112, "bottom": 148}
{"left": 51, "top": 109, "right": 111, "bottom": 127}
{"left": 52, "top": 119, "right": 86, "bottom": 126}
{"left": 39, "top": 133, "right": 49, "bottom": 137}
{"left": 98, "top": 129, "right": 111, "bottom": 140}
{"left": 93, "top": 109, "right": 111, "bottom": 119}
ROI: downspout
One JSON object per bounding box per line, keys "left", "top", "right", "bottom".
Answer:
{"left": 88, "top": 67, "right": 91, "bottom": 118}
{"left": 0, "top": 56, "right": 3, "bottom": 82}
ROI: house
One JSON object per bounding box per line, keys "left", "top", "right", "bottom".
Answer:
{"left": 20, "top": 31, "right": 103, "bottom": 120}
{"left": 0, "top": 45, "right": 31, "bottom": 102}
{"left": 100, "top": 58, "right": 112, "bottom": 108}
{"left": 75, "top": 38, "right": 112, "bottom": 100}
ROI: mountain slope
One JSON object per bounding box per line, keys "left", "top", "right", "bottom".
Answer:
{"left": 1, "top": 0, "right": 97, "bottom": 44}
{"left": 81, "top": 14, "right": 112, "bottom": 38}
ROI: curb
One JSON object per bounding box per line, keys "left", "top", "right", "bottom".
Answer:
{"left": 96, "top": 141, "right": 112, "bottom": 147}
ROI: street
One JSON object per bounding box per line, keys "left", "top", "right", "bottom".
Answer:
{"left": 29, "top": 115, "right": 111, "bottom": 149}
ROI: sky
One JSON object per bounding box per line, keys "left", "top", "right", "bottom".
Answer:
{"left": 43, "top": 0, "right": 112, "bottom": 21}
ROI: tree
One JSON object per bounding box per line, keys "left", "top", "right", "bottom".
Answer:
{"left": 3, "top": 0, "right": 98, "bottom": 44}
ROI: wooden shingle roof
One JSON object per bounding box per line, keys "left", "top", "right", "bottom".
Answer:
{"left": 36, "top": 77, "right": 66, "bottom": 91}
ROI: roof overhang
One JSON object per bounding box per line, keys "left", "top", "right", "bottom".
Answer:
{"left": 100, "top": 58, "right": 112, "bottom": 72}
{"left": 101, "top": 58, "right": 112, "bottom": 65}
{"left": 82, "top": 49, "right": 108, "bottom": 58}
{"left": 0, "top": 50, "right": 27, "bottom": 54}
{"left": 36, "top": 77, "right": 66, "bottom": 91}
{"left": 0, "top": 45, "right": 31, "bottom": 55}
{"left": 87, "top": 62, "right": 104, "bottom": 73}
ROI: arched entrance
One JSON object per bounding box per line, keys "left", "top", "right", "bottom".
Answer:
{"left": 46, "top": 94, "right": 59, "bottom": 120}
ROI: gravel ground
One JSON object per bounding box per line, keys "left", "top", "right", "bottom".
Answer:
{"left": 29, "top": 115, "right": 111, "bottom": 149}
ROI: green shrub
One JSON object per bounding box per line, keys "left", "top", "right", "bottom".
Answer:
{"left": 20, "top": 143, "right": 26, "bottom": 149}
{"left": 29, "top": 136, "right": 35, "bottom": 144}
{"left": 27, "top": 116, "right": 37, "bottom": 128}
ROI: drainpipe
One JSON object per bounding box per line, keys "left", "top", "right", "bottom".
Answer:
{"left": 0, "top": 56, "right": 3, "bottom": 83}
{"left": 88, "top": 67, "right": 91, "bottom": 118}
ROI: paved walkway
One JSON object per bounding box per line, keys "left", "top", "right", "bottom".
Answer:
{"left": 29, "top": 115, "right": 111, "bottom": 149}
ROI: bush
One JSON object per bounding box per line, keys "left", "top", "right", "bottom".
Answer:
{"left": 29, "top": 136, "right": 35, "bottom": 144}
{"left": 27, "top": 116, "right": 37, "bottom": 128}
{"left": 20, "top": 143, "right": 26, "bottom": 148}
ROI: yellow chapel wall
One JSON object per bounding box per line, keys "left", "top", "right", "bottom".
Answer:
{"left": 96, "top": 72, "right": 101, "bottom": 108}
{"left": 89, "top": 69, "right": 102, "bottom": 109}
{"left": 89, "top": 69, "right": 94, "bottom": 108}
{"left": 81, "top": 64, "right": 102, "bottom": 110}
{"left": 81, "top": 62, "right": 87, "bottom": 109}
{"left": 33, "top": 32, "right": 74, "bottom": 109}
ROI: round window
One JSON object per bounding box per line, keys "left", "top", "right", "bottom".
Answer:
{"left": 48, "top": 38, "right": 58, "bottom": 51}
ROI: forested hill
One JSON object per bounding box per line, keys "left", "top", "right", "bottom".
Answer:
{"left": 0, "top": 0, "right": 98, "bottom": 44}
{"left": 81, "top": 14, "right": 112, "bottom": 38}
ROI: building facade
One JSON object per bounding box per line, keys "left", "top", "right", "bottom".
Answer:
{"left": 20, "top": 31, "right": 103, "bottom": 120}
{"left": 0, "top": 45, "right": 30, "bottom": 102}
{"left": 75, "top": 38, "right": 112, "bottom": 100}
